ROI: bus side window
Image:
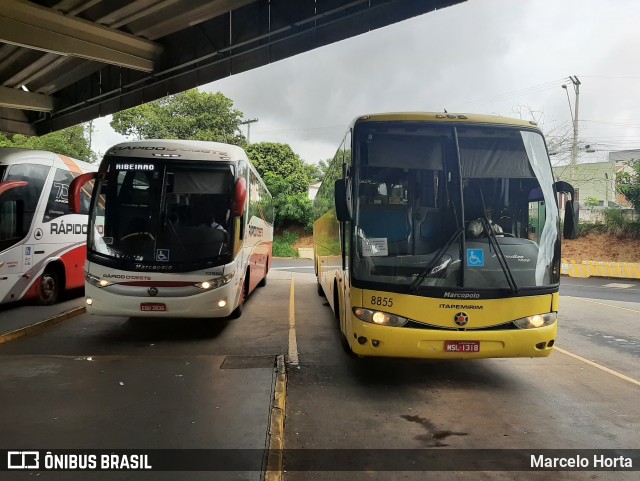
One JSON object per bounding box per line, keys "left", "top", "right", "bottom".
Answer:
{"left": 43, "top": 168, "right": 74, "bottom": 222}
{"left": 0, "top": 200, "right": 22, "bottom": 249}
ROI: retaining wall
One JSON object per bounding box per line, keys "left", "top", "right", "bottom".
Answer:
{"left": 561, "top": 259, "right": 640, "bottom": 279}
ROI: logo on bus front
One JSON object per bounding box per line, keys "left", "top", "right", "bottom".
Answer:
{"left": 454, "top": 312, "right": 469, "bottom": 326}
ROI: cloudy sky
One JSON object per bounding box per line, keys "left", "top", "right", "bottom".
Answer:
{"left": 92, "top": 0, "right": 640, "bottom": 166}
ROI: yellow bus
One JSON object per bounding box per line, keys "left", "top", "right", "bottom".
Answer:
{"left": 313, "top": 113, "right": 576, "bottom": 359}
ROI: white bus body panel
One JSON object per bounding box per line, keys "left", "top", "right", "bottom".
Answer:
{"left": 85, "top": 260, "right": 244, "bottom": 318}
{"left": 0, "top": 149, "right": 95, "bottom": 304}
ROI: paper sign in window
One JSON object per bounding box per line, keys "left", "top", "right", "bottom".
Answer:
{"left": 362, "top": 238, "right": 388, "bottom": 257}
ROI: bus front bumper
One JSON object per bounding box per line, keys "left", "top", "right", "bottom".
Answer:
{"left": 347, "top": 316, "right": 557, "bottom": 359}
{"left": 84, "top": 281, "right": 239, "bottom": 318}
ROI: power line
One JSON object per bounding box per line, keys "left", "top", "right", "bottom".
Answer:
{"left": 254, "top": 125, "right": 344, "bottom": 134}
{"left": 579, "top": 75, "right": 640, "bottom": 80}
{"left": 449, "top": 78, "right": 567, "bottom": 109}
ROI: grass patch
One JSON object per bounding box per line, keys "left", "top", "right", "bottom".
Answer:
{"left": 273, "top": 231, "right": 299, "bottom": 257}
{"left": 577, "top": 208, "right": 640, "bottom": 238}
{"left": 602, "top": 208, "right": 640, "bottom": 237}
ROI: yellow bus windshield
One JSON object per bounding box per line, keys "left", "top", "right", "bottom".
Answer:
{"left": 351, "top": 122, "right": 559, "bottom": 292}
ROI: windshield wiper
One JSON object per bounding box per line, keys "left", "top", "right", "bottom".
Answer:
{"left": 479, "top": 217, "right": 518, "bottom": 294}
{"left": 410, "top": 227, "right": 463, "bottom": 291}
{"left": 166, "top": 218, "right": 188, "bottom": 257}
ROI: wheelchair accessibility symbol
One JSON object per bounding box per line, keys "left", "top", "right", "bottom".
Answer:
{"left": 156, "top": 249, "right": 170, "bottom": 262}
{"left": 467, "top": 249, "right": 484, "bottom": 267}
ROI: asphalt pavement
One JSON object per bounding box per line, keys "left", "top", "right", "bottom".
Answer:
{"left": 0, "top": 262, "right": 637, "bottom": 480}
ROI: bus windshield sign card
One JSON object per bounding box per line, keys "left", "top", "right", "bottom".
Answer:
{"left": 362, "top": 238, "right": 388, "bottom": 257}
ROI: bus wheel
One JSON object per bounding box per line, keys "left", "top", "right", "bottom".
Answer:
{"left": 333, "top": 282, "right": 340, "bottom": 322}
{"left": 230, "top": 276, "right": 248, "bottom": 319}
{"left": 38, "top": 267, "right": 61, "bottom": 306}
{"left": 317, "top": 281, "right": 325, "bottom": 297}
{"left": 340, "top": 331, "right": 355, "bottom": 356}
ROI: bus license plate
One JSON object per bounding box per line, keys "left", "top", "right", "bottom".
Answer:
{"left": 445, "top": 341, "right": 480, "bottom": 352}
{"left": 141, "top": 303, "right": 166, "bottom": 312}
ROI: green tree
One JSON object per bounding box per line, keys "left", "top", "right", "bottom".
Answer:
{"left": 305, "top": 158, "right": 332, "bottom": 183}
{"left": 617, "top": 159, "right": 640, "bottom": 213}
{"left": 110, "top": 89, "right": 246, "bottom": 145}
{"left": 246, "top": 142, "right": 313, "bottom": 227}
{"left": 0, "top": 124, "right": 96, "bottom": 162}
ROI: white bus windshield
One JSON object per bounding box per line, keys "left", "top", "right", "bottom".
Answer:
{"left": 352, "top": 123, "right": 559, "bottom": 292}
{"left": 89, "top": 160, "right": 235, "bottom": 269}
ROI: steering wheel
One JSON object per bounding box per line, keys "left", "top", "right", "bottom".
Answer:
{"left": 121, "top": 231, "right": 155, "bottom": 241}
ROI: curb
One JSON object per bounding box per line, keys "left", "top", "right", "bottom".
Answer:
{"left": 0, "top": 306, "right": 86, "bottom": 345}
{"left": 297, "top": 248, "right": 314, "bottom": 260}
{"left": 265, "top": 354, "right": 287, "bottom": 481}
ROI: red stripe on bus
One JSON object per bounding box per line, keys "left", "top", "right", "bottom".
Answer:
{"left": 57, "top": 154, "right": 83, "bottom": 174}
{"left": 117, "top": 281, "right": 195, "bottom": 287}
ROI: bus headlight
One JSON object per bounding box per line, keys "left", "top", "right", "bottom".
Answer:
{"left": 513, "top": 312, "right": 557, "bottom": 329}
{"left": 195, "top": 272, "right": 235, "bottom": 290}
{"left": 85, "top": 272, "right": 113, "bottom": 288}
{"left": 352, "top": 307, "right": 409, "bottom": 327}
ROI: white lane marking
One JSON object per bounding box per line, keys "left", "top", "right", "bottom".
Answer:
{"left": 562, "top": 296, "right": 640, "bottom": 314}
{"left": 272, "top": 266, "right": 314, "bottom": 270}
{"left": 288, "top": 276, "right": 299, "bottom": 366}
{"left": 555, "top": 347, "right": 640, "bottom": 387}
{"left": 603, "top": 283, "right": 634, "bottom": 289}
{"left": 561, "top": 282, "right": 639, "bottom": 290}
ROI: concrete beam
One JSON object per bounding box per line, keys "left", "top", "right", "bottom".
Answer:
{"left": 0, "top": 86, "right": 55, "bottom": 112}
{"left": 0, "top": 0, "right": 162, "bottom": 72}
{"left": 0, "top": 117, "right": 36, "bottom": 136}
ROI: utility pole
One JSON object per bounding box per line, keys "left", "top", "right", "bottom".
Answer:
{"left": 561, "top": 76, "right": 581, "bottom": 240}
{"left": 562, "top": 76, "right": 581, "bottom": 168}
{"left": 240, "top": 118, "right": 258, "bottom": 144}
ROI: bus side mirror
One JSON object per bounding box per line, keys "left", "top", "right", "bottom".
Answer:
{"left": 0, "top": 180, "right": 28, "bottom": 198}
{"left": 232, "top": 177, "right": 247, "bottom": 217}
{"left": 335, "top": 178, "right": 351, "bottom": 222}
{"left": 563, "top": 200, "right": 577, "bottom": 239}
{"left": 69, "top": 172, "right": 97, "bottom": 214}
{"left": 553, "top": 181, "right": 577, "bottom": 240}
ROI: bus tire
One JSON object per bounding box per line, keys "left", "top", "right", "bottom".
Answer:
{"left": 333, "top": 281, "right": 340, "bottom": 323}
{"left": 340, "top": 331, "right": 355, "bottom": 356}
{"left": 230, "top": 274, "right": 249, "bottom": 319}
{"left": 38, "top": 265, "right": 61, "bottom": 306}
{"left": 317, "top": 280, "right": 325, "bottom": 297}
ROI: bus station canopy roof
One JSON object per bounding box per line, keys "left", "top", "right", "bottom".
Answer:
{"left": 0, "top": 0, "right": 463, "bottom": 136}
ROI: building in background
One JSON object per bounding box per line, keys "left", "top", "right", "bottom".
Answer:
{"left": 553, "top": 161, "right": 617, "bottom": 207}
{"left": 308, "top": 181, "right": 322, "bottom": 201}
{"left": 553, "top": 149, "right": 639, "bottom": 208}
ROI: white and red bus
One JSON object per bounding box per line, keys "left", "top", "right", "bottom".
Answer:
{"left": 0, "top": 148, "right": 96, "bottom": 305}
{"left": 70, "top": 140, "right": 273, "bottom": 319}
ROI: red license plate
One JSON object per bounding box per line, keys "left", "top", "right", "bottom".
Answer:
{"left": 141, "top": 303, "right": 167, "bottom": 312}
{"left": 444, "top": 341, "right": 480, "bottom": 353}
